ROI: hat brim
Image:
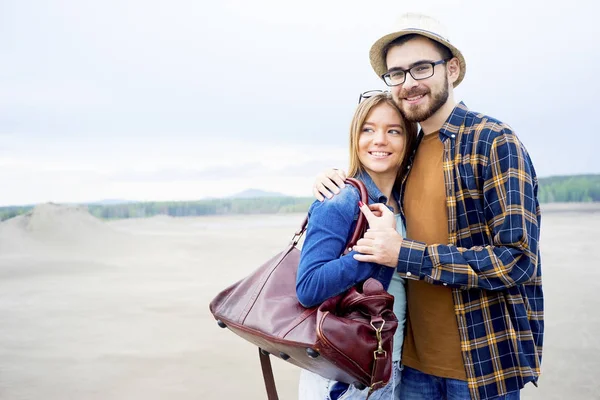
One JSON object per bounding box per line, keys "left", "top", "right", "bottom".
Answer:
{"left": 369, "top": 29, "right": 466, "bottom": 88}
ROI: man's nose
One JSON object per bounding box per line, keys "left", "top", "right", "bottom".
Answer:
{"left": 403, "top": 72, "right": 419, "bottom": 90}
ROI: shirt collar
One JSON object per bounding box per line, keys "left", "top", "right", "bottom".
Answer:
{"left": 438, "top": 101, "right": 469, "bottom": 139}
{"left": 355, "top": 170, "right": 400, "bottom": 205}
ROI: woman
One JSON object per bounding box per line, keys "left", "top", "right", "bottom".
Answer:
{"left": 296, "top": 92, "right": 418, "bottom": 400}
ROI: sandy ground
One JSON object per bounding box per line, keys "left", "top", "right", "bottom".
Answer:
{"left": 0, "top": 203, "right": 599, "bottom": 399}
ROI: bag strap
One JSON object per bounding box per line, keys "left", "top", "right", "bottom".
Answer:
{"left": 258, "top": 348, "right": 279, "bottom": 400}
{"left": 290, "top": 178, "right": 368, "bottom": 251}
{"left": 344, "top": 177, "right": 368, "bottom": 253}
{"left": 259, "top": 178, "right": 370, "bottom": 399}
{"left": 259, "top": 346, "right": 386, "bottom": 400}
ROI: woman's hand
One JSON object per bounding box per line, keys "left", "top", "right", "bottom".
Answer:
{"left": 358, "top": 202, "right": 396, "bottom": 230}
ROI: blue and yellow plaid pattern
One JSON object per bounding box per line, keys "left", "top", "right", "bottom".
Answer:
{"left": 396, "top": 102, "right": 543, "bottom": 399}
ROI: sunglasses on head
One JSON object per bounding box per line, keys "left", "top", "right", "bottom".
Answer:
{"left": 358, "top": 90, "right": 390, "bottom": 104}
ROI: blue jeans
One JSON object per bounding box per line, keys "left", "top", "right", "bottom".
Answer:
{"left": 399, "top": 366, "right": 521, "bottom": 400}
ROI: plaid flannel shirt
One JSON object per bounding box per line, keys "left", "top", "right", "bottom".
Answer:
{"left": 397, "top": 102, "right": 543, "bottom": 400}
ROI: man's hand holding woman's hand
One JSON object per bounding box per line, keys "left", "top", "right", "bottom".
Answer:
{"left": 352, "top": 203, "right": 403, "bottom": 268}
{"left": 313, "top": 168, "right": 403, "bottom": 268}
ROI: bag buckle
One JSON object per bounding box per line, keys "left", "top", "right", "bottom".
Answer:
{"left": 370, "top": 319, "right": 387, "bottom": 360}
{"left": 370, "top": 380, "right": 385, "bottom": 391}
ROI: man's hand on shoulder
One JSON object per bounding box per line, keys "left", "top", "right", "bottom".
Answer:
{"left": 313, "top": 168, "right": 347, "bottom": 202}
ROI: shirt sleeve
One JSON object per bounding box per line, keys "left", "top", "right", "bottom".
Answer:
{"left": 296, "top": 188, "right": 378, "bottom": 307}
{"left": 395, "top": 131, "right": 540, "bottom": 291}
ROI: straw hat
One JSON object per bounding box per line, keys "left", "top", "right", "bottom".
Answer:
{"left": 369, "top": 13, "right": 466, "bottom": 87}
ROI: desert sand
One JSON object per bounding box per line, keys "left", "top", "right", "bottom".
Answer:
{"left": 0, "top": 203, "right": 599, "bottom": 399}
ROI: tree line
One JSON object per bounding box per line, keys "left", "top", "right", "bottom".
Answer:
{"left": 537, "top": 174, "right": 600, "bottom": 203}
{"left": 1, "top": 174, "right": 599, "bottom": 222}
{"left": 85, "top": 197, "right": 314, "bottom": 219}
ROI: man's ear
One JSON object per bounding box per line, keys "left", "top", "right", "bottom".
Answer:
{"left": 447, "top": 57, "right": 460, "bottom": 85}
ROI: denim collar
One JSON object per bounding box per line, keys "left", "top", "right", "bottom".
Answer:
{"left": 355, "top": 170, "right": 400, "bottom": 207}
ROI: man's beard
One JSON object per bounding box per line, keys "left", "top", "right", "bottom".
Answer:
{"left": 396, "top": 75, "right": 449, "bottom": 123}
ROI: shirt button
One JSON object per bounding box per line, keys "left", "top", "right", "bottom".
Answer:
{"left": 451, "top": 134, "right": 456, "bottom": 139}
{"left": 407, "top": 165, "right": 411, "bottom": 169}
{"left": 406, "top": 272, "right": 412, "bottom": 277}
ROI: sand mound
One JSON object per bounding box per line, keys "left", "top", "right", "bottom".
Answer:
{"left": 27, "top": 203, "right": 109, "bottom": 233}
{"left": 0, "top": 203, "right": 130, "bottom": 255}
{"left": 6, "top": 203, "right": 111, "bottom": 235}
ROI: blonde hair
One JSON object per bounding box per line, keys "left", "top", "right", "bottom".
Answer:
{"left": 348, "top": 93, "right": 418, "bottom": 184}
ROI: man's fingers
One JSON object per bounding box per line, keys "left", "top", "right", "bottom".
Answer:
{"left": 316, "top": 182, "right": 333, "bottom": 199}
{"left": 328, "top": 168, "right": 347, "bottom": 182}
{"left": 327, "top": 170, "right": 346, "bottom": 189}
{"left": 351, "top": 245, "right": 374, "bottom": 255}
{"left": 362, "top": 231, "right": 377, "bottom": 239}
{"left": 353, "top": 253, "right": 378, "bottom": 263}
{"left": 313, "top": 168, "right": 346, "bottom": 201}
{"left": 355, "top": 238, "right": 373, "bottom": 247}
{"left": 313, "top": 187, "right": 325, "bottom": 202}
{"left": 322, "top": 176, "right": 342, "bottom": 195}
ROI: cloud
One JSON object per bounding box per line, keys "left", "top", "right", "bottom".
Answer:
{"left": 1, "top": 0, "right": 599, "bottom": 205}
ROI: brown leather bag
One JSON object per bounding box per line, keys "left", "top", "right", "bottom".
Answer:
{"left": 209, "top": 178, "right": 397, "bottom": 399}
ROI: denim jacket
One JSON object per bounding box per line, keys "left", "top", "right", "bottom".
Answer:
{"left": 296, "top": 171, "right": 399, "bottom": 308}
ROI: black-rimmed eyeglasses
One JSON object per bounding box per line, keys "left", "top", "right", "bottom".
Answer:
{"left": 382, "top": 59, "right": 448, "bottom": 87}
{"left": 358, "top": 90, "right": 390, "bottom": 104}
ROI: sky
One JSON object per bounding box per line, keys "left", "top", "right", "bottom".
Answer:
{"left": 1, "top": 0, "right": 599, "bottom": 206}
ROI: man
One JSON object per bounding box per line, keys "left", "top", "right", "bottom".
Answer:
{"left": 313, "top": 13, "right": 543, "bottom": 400}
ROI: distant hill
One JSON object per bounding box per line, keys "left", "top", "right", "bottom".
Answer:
{"left": 229, "top": 189, "right": 287, "bottom": 198}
